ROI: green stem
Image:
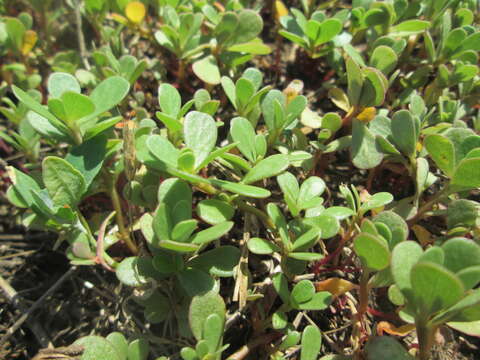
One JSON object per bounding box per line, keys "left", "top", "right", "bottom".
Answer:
{"left": 416, "top": 321, "right": 436, "bottom": 360}
{"left": 78, "top": 213, "right": 96, "bottom": 249}
{"left": 358, "top": 270, "right": 370, "bottom": 317}
{"left": 407, "top": 186, "right": 450, "bottom": 226}
{"left": 234, "top": 199, "right": 275, "bottom": 231}
{"left": 177, "top": 59, "right": 186, "bottom": 84}
{"left": 108, "top": 175, "right": 138, "bottom": 255}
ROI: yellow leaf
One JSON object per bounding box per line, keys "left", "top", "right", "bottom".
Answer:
{"left": 125, "top": 1, "right": 146, "bottom": 24}
{"left": 274, "top": 0, "right": 288, "bottom": 22}
{"left": 357, "top": 107, "right": 377, "bottom": 123}
{"left": 328, "top": 87, "right": 350, "bottom": 112}
{"left": 283, "top": 79, "right": 303, "bottom": 104}
{"left": 416, "top": 141, "right": 423, "bottom": 152}
{"left": 377, "top": 321, "right": 415, "bottom": 336}
{"left": 21, "top": 30, "right": 37, "bottom": 55}
{"left": 213, "top": 2, "right": 225, "bottom": 12}
{"left": 412, "top": 225, "right": 434, "bottom": 246}
{"left": 111, "top": 13, "right": 129, "bottom": 26}
{"left": 315, "top": 278, "right": 357, "bottom": 297}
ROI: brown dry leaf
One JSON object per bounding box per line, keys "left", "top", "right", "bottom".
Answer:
{"left": 412, "top": 224, "right": 434, "bottom": 246}
{"left": 377, "top": 321, "right": 415, "bottom": 336}
{"left": 315, "top": 277, "right": 358, "bottom": 297}
{"left": 32, "top": 345, "right": 84, "bottom": 360}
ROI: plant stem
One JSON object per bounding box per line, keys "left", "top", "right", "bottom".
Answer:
{"left": 407, "top": 186, "right": 450, "bottom": 226}
{"left": 234, "top": 199, "right": 275, "bottom": 231}
{"left": 73, "top": 0, "right": 90, "bottom": 70}
{"left": 109, "top": 175, "right": 138, "bottom": 255}
{"left": 177, "top": 59, "right": 185, "bottom": 84}
{"left": 358, "top": 270, "right": 370, "bottom": 316}
{"left": 227, "top": 332, "right": 280, "bottom": 360}
{"left": 416, "top": 321, "right": 436, "bottom": 360}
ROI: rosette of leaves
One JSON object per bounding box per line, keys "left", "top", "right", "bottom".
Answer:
{"left": 72, "top": 332, "right": 164, "bottom": 360}
{"left": 6, "top": 134, "right": 113, "bottom": 265}
{"left": 117, "top": 178, "right": 239, "bottom": 291}
{"left": 0, "top": 89, "right": 41, "bottom": 163}
{"left": 0, "top": 13, "right": 38, "bottom": 57}
{"left": 338, "top": 185, "right": 394, "bottom": 220}
{"left": 422, "top": 9, "right": 479, "bottom": 67}
{"left": 389, "top": 238, "right": 480, "bottom": 359}
{"left": 221, "top": 67, "right": 271, "bottom": 125}
{"left": 270, "top": 273, "right": 331, "bottom": 334}
{"left": 0, "top": 13, "right": 41, "bottom": 90}
{"left": 12, "top": 72, "right": 130, "bottom": 145}
{"left": 278, "top": 8, "right": 344, "bottom": 58}
{"left": 352, "top": 218, "right": 397, "bottom": 315}
{"left": 260, "top": 87, "right": 308, "bottom": 149}
{"left": 424, "top": 126, "right": 480, "bottom": 195}
{"left": 88, "top": 46, "right": 148, "bottom": 86}
{"left": 145, "top": 177, "right": 234, "bottom": 254}
{"left": 329, "top": 58, "right": 388, "bottom": 126}
{"left": 192, "top": 7, "right": 270, "bottom": 85}
{"left": 137, "top": 107, "right": 280, "bottom": 199}
{"left": 154, "top": 6, "right": 206, "bottom": 80}
{"left": 180, "top": 291, "right": 229, "bottom": 360}
{"left": 350, "top": 1, "right": 430, "bottom": 40}
{"left": 445, "top": 199, "right": 480, "bottom": 237}
{"left": 351, "top": 98, "right": 441, "bottom": 214}
{"left": 247, "top": 177, "right": 348, "bottom": 273}
{"left": 156, "top": 83, "right": 220, "bottom": 143}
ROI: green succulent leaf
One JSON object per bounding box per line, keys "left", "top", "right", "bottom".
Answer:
{"left": 203, "top": 313, "right": 224, "bottom": 354}
{"left": 354, "top": 233, "right": 390, "bottom": 271}
{"left": 390, "top": 20, "right": 430, "bottom": 37}
{"left": 291, "top": 279, "right": 315, "bottom": 304}
{"left": 391, "top": 110, "right": 417, "bottom": 158}
{"left": 411, "top": 262, "right": 464, "bottom": 317}
{"left": 128, "top": 338, "right": 149, "bottom": 360}
{"left": 247, "top": 237, "right": 280, "bottom": 255}
{"left": 230, "top": 116, "right": 257, "bottom": 162}
{"left": 196, "top": 199, "right": 235, "bottom": 225}
{"left": 346, "top": 58, "right": 363, "bottom": 107}
{"left": 242, "top": 154, "right": 289, "bottom": 184}
{"left": 192, "top": 56, "right": 221, "bottom": 85}
{"left": 300, "top": 325, "right": 322, "bottom": 360}
{"left": 424, "top": 134, "right": 456, "bottom": 177}
{"left": 47, "top": 72, "right": 81, "bottom": 98}
{"left": 116, "top": 257, "right": 152, "bottom": 287}
{"left": 183, "top": 111, "right": 218, "bottom": 169}
{"left": 105, "top": 333, "right": 128, "bottom": 360}
{"left": 296, "top": 292, "right": 331, "bottom": 310}
{"left": 190, "top": 221, "right": 233, "bottom": 245}
{"left": 450, "top": 157, "right": 480, "bottom": 191}
{"left": 365, "top": 336, "right": 414, "bottom": 360}
{"left": 210, "top": 179, "right": 271, "bottom": 198}
{"left": 65, "top": 135, "right": 107, "bottom": 188}
{"left": 73, "top": 336, "right": 121, "bottom": 360}
{"left": 158, "top": 83, "right": 181, "bottom": 119}
{"left": 188, "top": 246, "right": 240, "bottom": 277}
{"left": 177, "top": 268, "right": 215, "bottom": 297}
{"left": 88, "top": 76, "right": 130, "bottom": 120}
{"left": 42, "top": 156, "right": 86, "bottom": 207}
{"left": 370, "top": 45, "right": 398, "bottom": 75}
{"left": 352, "top": 119, "right": 383, "bottom": 169}
{"left": 189, "top": 291, "right": 226, "bottom": 341}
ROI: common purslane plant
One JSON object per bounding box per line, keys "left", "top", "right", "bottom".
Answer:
{"left": 2, "top": 1, "right": 480, "bottom": 359}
